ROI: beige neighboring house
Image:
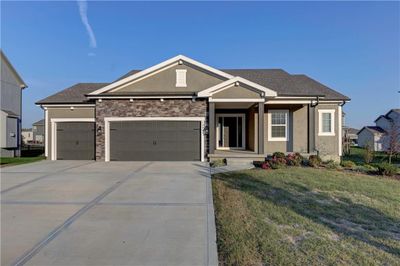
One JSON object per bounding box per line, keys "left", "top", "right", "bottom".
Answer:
{"left": 22, "top": 128, "right": 33, "bottom": 143}
{"left": 36, "top": 55, "right": 350, "bottom": 162}
{"left": 358, "top": 109, "right": 400, "bottom": 151}
{"left": 32, "top": 119, "right": 45, "bottom": 143}
{"left": 1, "top": 50, "right": 27, "bottom": 157}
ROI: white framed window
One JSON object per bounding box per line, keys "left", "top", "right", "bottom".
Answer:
{"left": 318, "top": 109, "right": 335, "bottom": 136}
{"left": 176, "top": 69, "right": 187, "bottom": 87}
{"left": 268, "top": 109, "right": 289, "bottom": 141}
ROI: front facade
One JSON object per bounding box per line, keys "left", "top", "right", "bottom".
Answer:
{"left": 36, "top": 55, "right": 349, "bottom": 162}
{"left": 0, "top": 51, "right": 27, "bottom": 157}
{"left": 22, "top": 128, "right": 33, "bottom": 144}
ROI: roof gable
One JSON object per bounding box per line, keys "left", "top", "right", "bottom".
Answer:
{"left": 89, "top": 55, "right": 234, "bottom": 95}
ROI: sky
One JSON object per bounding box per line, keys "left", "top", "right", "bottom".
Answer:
{"left": 1, "top": 1, "right": 399, "bottom": 128}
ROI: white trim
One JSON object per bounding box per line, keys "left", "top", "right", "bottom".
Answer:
{"left": 88, "top": 55, "right": 234, "bottom": 95}
{"left": 86, "top": 95, "right": 194, "bottom": 99}
{"left": 266, "top": 100, "right": 312, "bottom": 104}
{"left": 44, "top": 108, "right": 48, "bottom": 157}
{"left": 197, "top": 77, "right": 277, "bottom": 97}
{"left": 209, "top": 98, "right": 265, "bottom": 103}
{"left": 215, "top": 114, "right": 246, "bottom": 150}
{"left": 175, "top": 69, "right": 187, "bottom": 87}
{"left": 104, "top": 117, "right": 205, "bottom": 162}
{"left": 318, "top": 109, "right": 336, "bottom": 136}
{"left": 338, "top": 105, "right": 342, "bottom": 156}
{"left": 268, "top": 109, "right": 289, "bottom": 141}
{"left": 50, "top": 118, "right": 95, "bottom": 160}
{"left": 39, "top": 104, "right": 95, "bottom": 108}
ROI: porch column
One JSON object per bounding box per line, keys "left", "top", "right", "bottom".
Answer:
{"left": 209, "top": 102, "right": 216, "bottom": 154}
{"left": 258, "top": 103, "right": 264, "bottom": 154}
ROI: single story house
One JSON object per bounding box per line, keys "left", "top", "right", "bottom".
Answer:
{"left": 36, "top": 55, "right": 350, "bottom": 162}
{"left": 358, "top": 109, "right": 400, "bottom": 151}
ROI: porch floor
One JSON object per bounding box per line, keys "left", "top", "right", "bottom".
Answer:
{"left": 208, "top": 149, "right": 264, "bottom": 159}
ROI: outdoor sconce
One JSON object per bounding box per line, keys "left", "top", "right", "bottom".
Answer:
{"left": 70, "top": 106, "right": 74, "bottom": 111}
{"left": 160, "top": 98, "right": 164, "bottom": 102}
{"left": 97, "top": 125, "right": 102, "bottom": 134}
{"left": 235, "top": 82, "right": 239, "bottom": 86}
{"left": 203, "top": 125, "right": 209, "bottom": 135}
{"left": 178, "top": 60, "right": 183, "bottom": 65}
{"left": 98, "top": 99, "right": 102, "bottom": 103}
{"left": 130, "top": 98, "right": 134, "bottom": 102}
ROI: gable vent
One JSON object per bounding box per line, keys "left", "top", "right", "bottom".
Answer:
{"left": 176, "top": 69, "right": 187, "bottom": 87}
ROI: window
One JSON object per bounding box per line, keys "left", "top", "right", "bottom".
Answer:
{"left": 176, "top": 69, "right": 187, "bottom": 87}
{"left": 318, "top": 110, "right": 335, "bottom": 136}
{"left": 268, "top": 110, "right": 288, "bottom": 141}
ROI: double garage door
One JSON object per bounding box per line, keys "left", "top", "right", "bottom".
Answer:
{"left": 56, "top": 121, "right": 201, "bottom": 161}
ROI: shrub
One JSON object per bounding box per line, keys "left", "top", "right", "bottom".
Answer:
{"left": 324, "top": 160, "right": 341, "bottom": 170}
{"left": 308, "top": 155, "right": 322, "bottom": 167}
{"left": 376, "top": 163, "right": 398, "bottom": 176}
{"left": 210, "top": 159, "right": 226, "bottom": 168}
{"left": 261, "top": 161, "right": 271, "bottom": 170}
{"left": 253, "top": 161, "right": 265, "bottom": 168}
{"left": 268, "top": 157, "right": 287, "bottom": 169}
{"left": 286, "top": 153, "right": 303, "bottom": 166}
{"left": 363, "top": 144, "right": 374, "bottom": 164}
{"left": 272, "top": 152, "right": 286, "bottom": 159}
{"left": 341, "top": 160, "right": 356, "bottom": 169}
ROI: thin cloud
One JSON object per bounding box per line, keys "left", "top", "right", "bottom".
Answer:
{"left": 77, "top": 0, "right": 97, "bottom": 48}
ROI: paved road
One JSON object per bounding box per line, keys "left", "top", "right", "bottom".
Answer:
{"left": 1, "top": 160, "right": 217, "bottom": 266}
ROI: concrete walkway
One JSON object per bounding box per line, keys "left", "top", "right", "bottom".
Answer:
{"left": 1, "top": 161, "right": 217, "bottom": 266}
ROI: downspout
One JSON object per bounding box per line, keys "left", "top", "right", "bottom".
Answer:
{"left": 311, "top": 96, "right": 320, "bottom": 155}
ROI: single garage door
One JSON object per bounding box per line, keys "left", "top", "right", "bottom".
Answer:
{"left": 56, "top": 122, "right": 95, "bottom": 160}
{"left": 110, "top": 121, "right": 201, "bottom": 161}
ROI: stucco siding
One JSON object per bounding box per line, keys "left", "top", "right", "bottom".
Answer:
{"left": 212, "top": 85, "right": 261, "bottom": 99}
{"left": 116, "top": 63, "right": 226, "bottom": 94}
{"left": 46, "top": 107, "right": 95, "bottom": 159}
{"left": 314, "top": 104, "right": 340, "bottom": 160}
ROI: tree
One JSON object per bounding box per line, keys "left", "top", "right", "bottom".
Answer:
{"left": 385, "top": 121, "right": 400, "bottom": 164}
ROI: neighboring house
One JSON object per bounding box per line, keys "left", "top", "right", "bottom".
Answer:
{"left": 22, "top": 128, "right": 33, "bottom": 143}
{"left": 32, "top": 119, "right": 45, "bottom": 143}
{"left": 0, "top": 51, "right": 27, "bottom": 157}
{"left": 357, "top": 109, "right": 400, "bottom": 151}
{"left": 36, "top": 55, "right": 349, "bottom": 162}
{"left": 343, "top": 127, "right": 359, "bottom": 145}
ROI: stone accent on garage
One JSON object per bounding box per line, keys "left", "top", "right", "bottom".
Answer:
{"left": 95, "top": 99, "right": 208, "bottom": 160}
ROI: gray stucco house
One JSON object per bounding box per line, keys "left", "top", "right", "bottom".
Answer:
{"left": 36, "top": 55, "right": 349, "bottom": 162}
{"left": 1, "top": 51, "right": 27, "bottom": 157}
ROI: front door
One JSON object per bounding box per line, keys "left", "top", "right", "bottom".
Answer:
{"left": 216, "top": 114, "right": 245, "bottom": 149}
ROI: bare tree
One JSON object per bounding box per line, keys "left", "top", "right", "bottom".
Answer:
{"left": 385, "top": 121, "right": 400, "bottom": 164}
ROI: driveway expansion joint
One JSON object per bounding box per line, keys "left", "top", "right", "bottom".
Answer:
{"left": 10, "top": 162, "right": 153, "bottom": 266}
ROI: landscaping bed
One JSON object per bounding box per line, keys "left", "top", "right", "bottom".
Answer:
{"left": 213, "top": 167, "right": 400, "bottom": 265}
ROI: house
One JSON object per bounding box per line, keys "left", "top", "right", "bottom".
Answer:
{"left": 32, "top": 119, "right": 45, "bottom": 143}
{"left": 343, "top": 127, "right": 359, "bottom": 145}
{"left": 36, "top": 55, "right": 349, "bottom": 162}
{"left": 358, "top": 109, "right": 400, "bottom": 151}
{"left": 1, "top": 51, "right": 27, "bottom": 157}
{"left": 21, "top": 128, "right": 33, "bottom": 143}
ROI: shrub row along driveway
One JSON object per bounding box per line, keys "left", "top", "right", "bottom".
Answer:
{"left": 1, "top": 160, "right": 217, "bottom": 266}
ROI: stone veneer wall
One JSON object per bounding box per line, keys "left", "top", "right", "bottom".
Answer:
{"left": 95, "top": 99, "right": 208, "bottom": 160}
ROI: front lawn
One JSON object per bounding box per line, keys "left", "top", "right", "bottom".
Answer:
{"left": 213, "top": 167, "right": 400, "bottom": 265}
{"left": 0, "top": 156, "right": 45, "bottom": 167}
{"left": 343, "top": 146, "right": 400, "bottom": 165}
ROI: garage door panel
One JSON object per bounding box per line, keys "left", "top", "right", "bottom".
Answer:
{"left": 110, "top": 121, "right": 201, "bottom": 161}
{"left": 57, "top": 122, "right": 95, "bottom": 160}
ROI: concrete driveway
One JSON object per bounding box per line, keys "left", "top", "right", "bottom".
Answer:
{"left": 1, "top": 160, "right": 217, "bottom": 266}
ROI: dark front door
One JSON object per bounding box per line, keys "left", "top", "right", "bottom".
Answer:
{"left": 217, "top": 115, "right": 245, "bottom": 149}
{"left": 110, "top": 121, "right": 201, "bottom": 161}
{"left": 56, "top": 122, "right": 95, "bottom": 160}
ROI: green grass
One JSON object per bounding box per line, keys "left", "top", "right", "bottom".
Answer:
{"left": 213, "top": 167, "right": 400, "bottom": 265}
{"left": 343, "top": 146, "right": 400, "bottom": 165}
{"left": 0, "top": 156, "right": 45, "bottom": 167}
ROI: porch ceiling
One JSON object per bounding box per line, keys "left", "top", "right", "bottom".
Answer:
{"left": 215, "top": 102, "right": 256, "bottom": 109}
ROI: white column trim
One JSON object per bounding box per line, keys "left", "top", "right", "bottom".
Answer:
{"left": 104, "top": 117, "right": 206, "bottom": 162}
{"left": 338, "top": 105, "right": 342, "bottom": 156}
{"left": 44, "top": 108, "right": 48, "bottom": 157}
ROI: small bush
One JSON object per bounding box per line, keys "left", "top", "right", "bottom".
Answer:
{"left": 363, "top": 144, "right": 374, "bottom": 164}
{"left": 253, "top": 161, "right": 265, "bottom": 168}
{"left": 286, "top": 153, "right": 303, "bottom": 166}
{"left": 308, "top": 155, "right": 322, "bottom": 167}
{"left": 376, "top": 163, "right": 398, "bottom": 176}
{"left": 210, "top": 159, "right": 226, "bottom": 168}
{"left": 341, "top": 160, "right": 356, "bottom": 169}
{"left": 324, "top": 160, "right": 341, "bottom": 170}
{"left": 268, "top": 157, "right": 287, "bottom": 169}
{"left": 272, "top": 152, "right": 286, "bottom": 159}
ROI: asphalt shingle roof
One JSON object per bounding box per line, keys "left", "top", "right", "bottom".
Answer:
{"left": 33, "top": 119, "right": 45, "bottom": 125}
{"left": 36, "top": 69, "right": 349, "bottom": 104}
{"left": 359, "top": 126, "right": 386, "bottom": 135}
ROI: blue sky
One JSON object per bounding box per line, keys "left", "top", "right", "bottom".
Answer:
{"left": 2, "top": 1, "right": 399, "bottom": 128}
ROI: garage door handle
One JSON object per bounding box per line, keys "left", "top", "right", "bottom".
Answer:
{"left": 76, "top": 141, "right": 79, "bottom": 145}
{"left": 153, "top": 141, "right": 157, "bottom": 145}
